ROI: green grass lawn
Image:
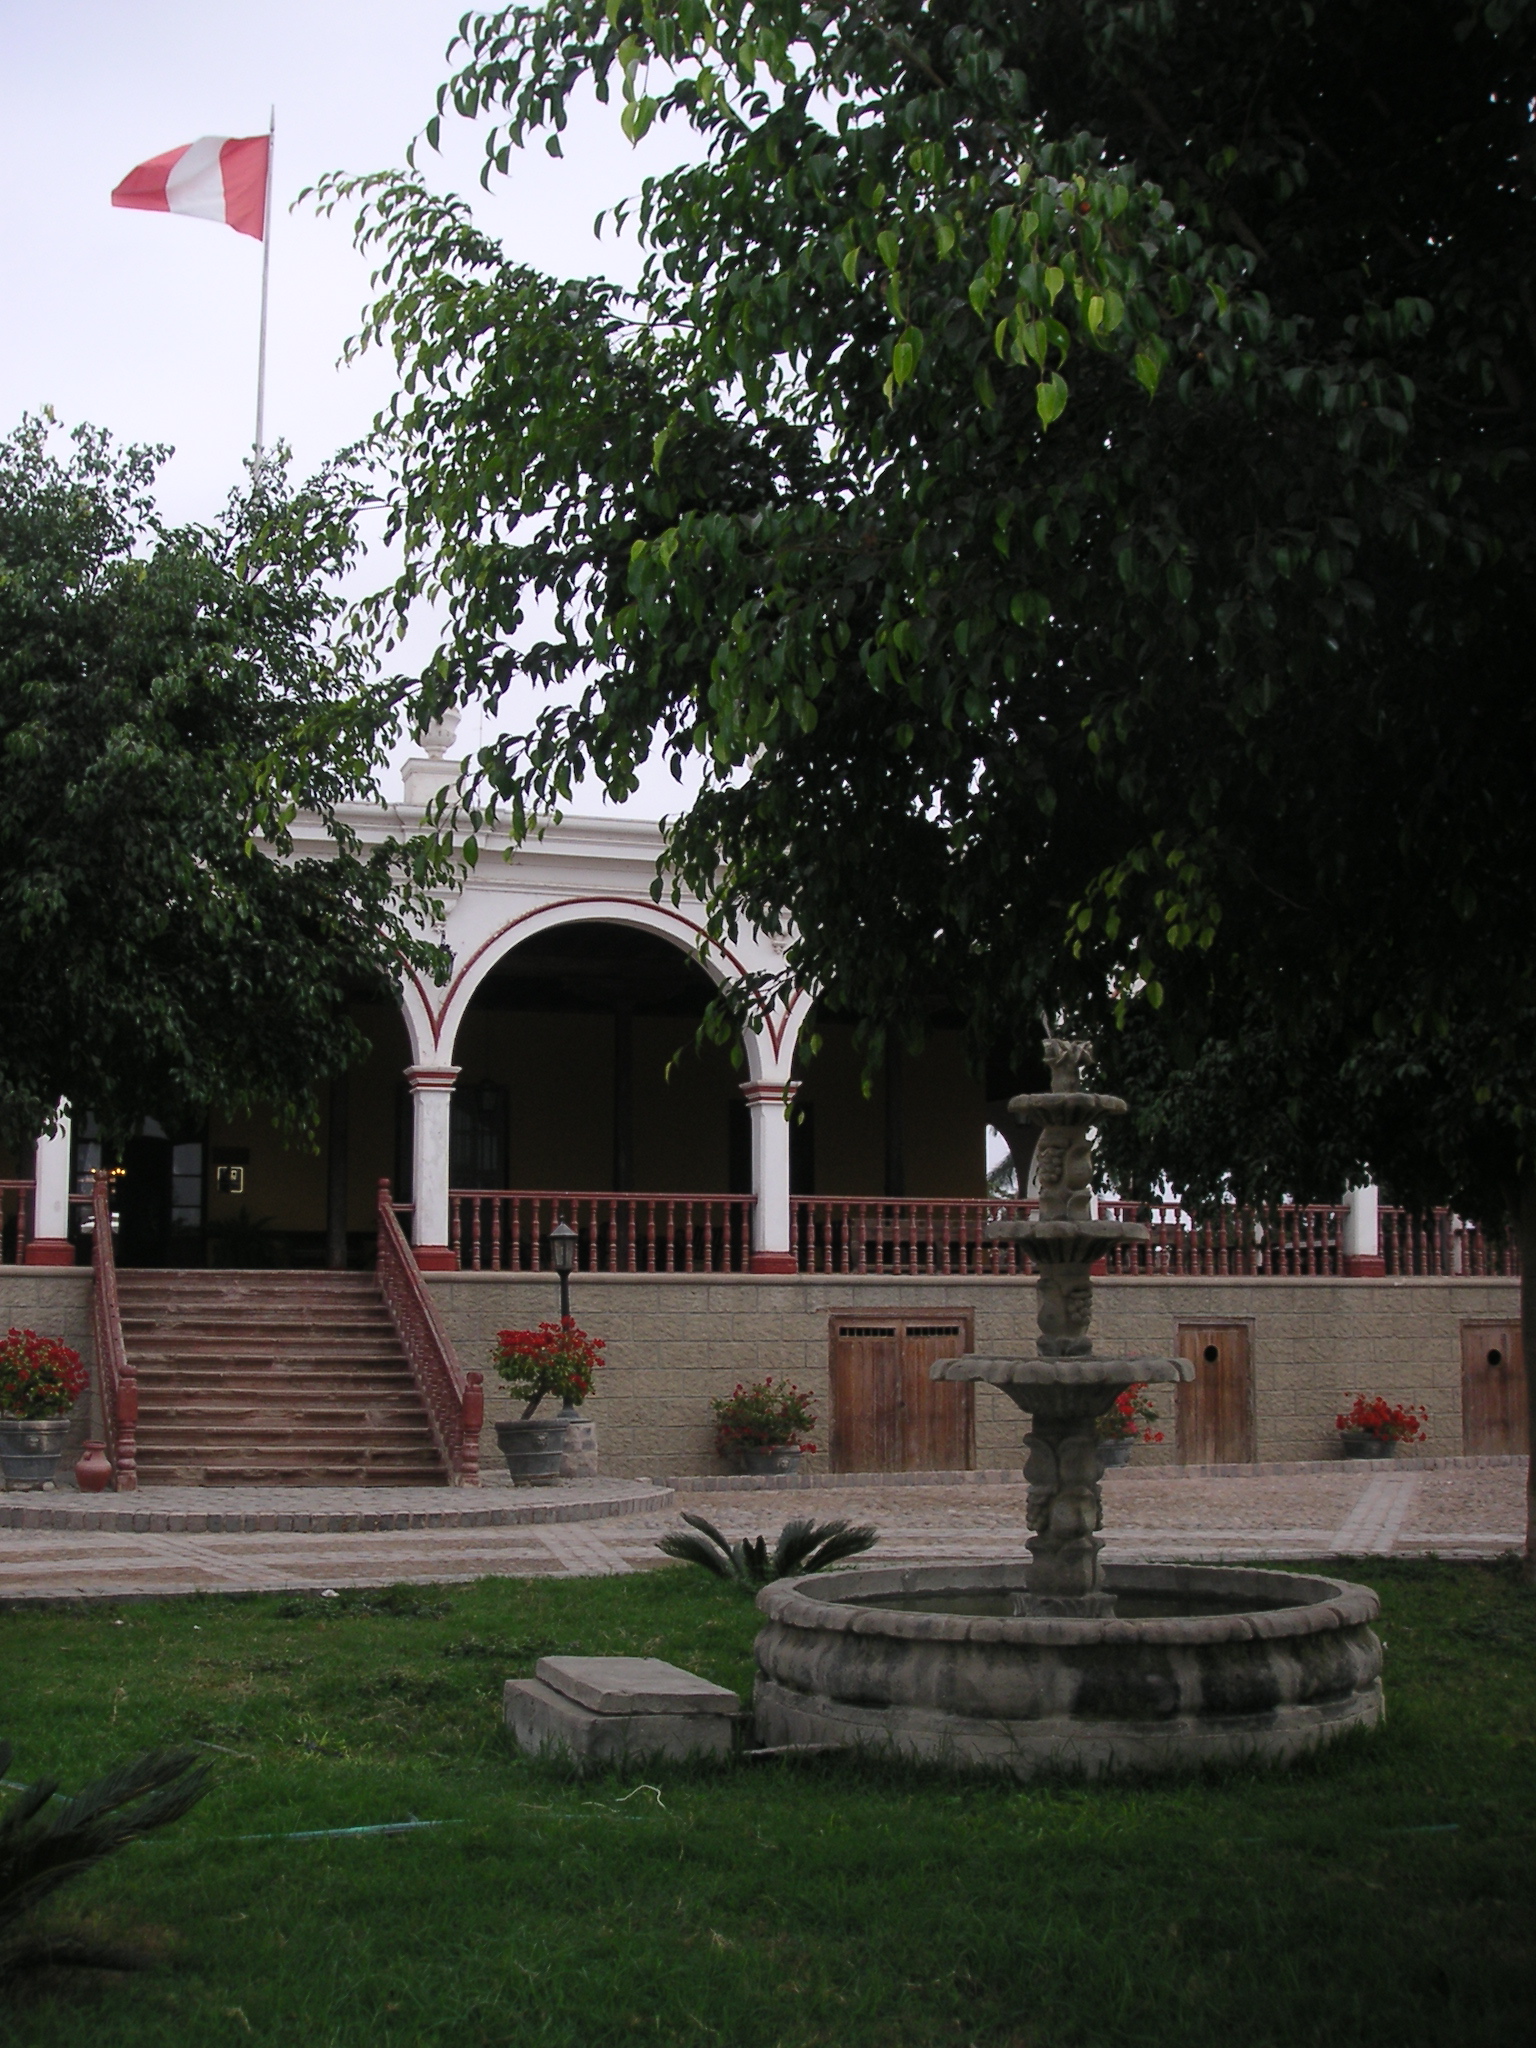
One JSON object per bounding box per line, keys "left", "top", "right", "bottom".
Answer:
{"left": 2, "top": 1557, "right": 1533, "bottom": 2047}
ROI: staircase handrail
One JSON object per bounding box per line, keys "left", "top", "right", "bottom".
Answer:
{"left": 375, "top": 1180, "right": 482, "bottom": 1485}
{"left": 90, "top": 1171, "right": 136, "bottom": 1491}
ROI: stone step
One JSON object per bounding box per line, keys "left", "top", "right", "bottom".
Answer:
{"left": 126, "top": 1344, "right": 410, "bottom": 1365}
{"left": 135, "top": 1461, "right": 446, "bottom": 1486}
{"left": 134, "top": 1425, "right": 438, "bottom": 1441}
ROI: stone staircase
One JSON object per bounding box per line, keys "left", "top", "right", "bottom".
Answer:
{"left": 116, "top": 1271, "right": 448, "bottom": 1486}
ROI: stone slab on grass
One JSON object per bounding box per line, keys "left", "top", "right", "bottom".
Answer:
{"left": 537, "top": 1654, "right": 740, "bottom": 1717}
{"left": 504, "top": 1677, "right": 736, "bottom": 1765}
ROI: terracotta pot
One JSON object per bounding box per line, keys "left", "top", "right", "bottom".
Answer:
{"left": 74, "top": 1441, "right": 113, "bottom": 1492}
{"left": 1340, "top": 1431, "right": 1396, "bottom": 1460}
{"left": 737, "top": 1444, "right": 802, "bottom": 1477}
{"left": 0, "top": 1414, "right": 71, "bottom": 1489}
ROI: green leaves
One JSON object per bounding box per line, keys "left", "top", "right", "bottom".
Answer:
{"left": 0, "top": 416, "right": 440, "bottom": 1148}
{"left": 1035, "top": 372, "right": 1069, "bottom": 427}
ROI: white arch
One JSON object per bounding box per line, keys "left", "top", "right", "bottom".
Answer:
{"left": 411, "top": 895, "right": 806, "bottom": 1084}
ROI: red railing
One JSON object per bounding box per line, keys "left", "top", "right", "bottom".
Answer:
{"left": 792, "top": 1198, "right": 1033, "bottom": 1275}
{"left": 1094, "top": 1201, "right": 1350, "bottom": 1276}
{"left": 1380, "top": 1206, "right": 1519, "bottom": 1277}
{"left": 438, "top": 1190, "right": 1520, "bottom": 1282}
{"left": 0, "top": 1180, "right": 33, "bottom": 1265}
{"left": 789, "top": 1197, "right": 1358, "bottom": 1277}
{"left": 90, "top": 1172, "right": 136, "bottom": 1490}
{"left": 376, "top": 1181, "right": 483, "bottom": 1484}
{"left": 449, "top": 1190, "right": 757, "bottom": 1274}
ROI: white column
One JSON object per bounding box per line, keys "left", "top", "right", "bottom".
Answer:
{"left": 1342, "top": 1183, "right": 1383, "bottom": 1275}
{"left": 26, "top": 1107, "right": 74, "bottom": 1265}
{"left": 406, "top": 1065, "right": 459, "bottom": 1269}
{"left": 741, "top": 1079, "right": 798, "bottom": 1273}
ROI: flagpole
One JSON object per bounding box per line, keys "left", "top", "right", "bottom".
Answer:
{"left": 253, "top": 107, "right": 275, "bottom": 473}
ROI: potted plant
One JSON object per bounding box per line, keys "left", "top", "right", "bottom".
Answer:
{"left": 1095, "top": 1383, "right": 1164, "bottom": 1470}
{"left": 712, "top": 1378, "right": 818, "bottom": 1476}
{"left": 0, "top": 1328, "right": 88, "bottom": 1489}
{"left": 490, "top": 1318, "right": 604, "bottom": 1485}
{"left": 1336, "top": 1394, "right": 1428, "bottom": 1460}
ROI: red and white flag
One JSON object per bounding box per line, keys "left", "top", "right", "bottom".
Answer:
{"left": 111, "top": 135, "right": 270, "bottom": 241}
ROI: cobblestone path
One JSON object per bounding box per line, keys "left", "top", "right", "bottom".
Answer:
{"left": 0, "top": 1460, "right": 1523, "bottom": 1601}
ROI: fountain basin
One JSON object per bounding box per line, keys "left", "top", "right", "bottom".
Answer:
{"left": 753, "top": 1561, "right": 1382, "bottom": 1778}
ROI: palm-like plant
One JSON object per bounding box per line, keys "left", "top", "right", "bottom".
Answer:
{"left": 658, "top": 1512, "right": 877, "bottom": 1588}
{"left": 0, "top": 1740, "right": 210, "bottom": 1976}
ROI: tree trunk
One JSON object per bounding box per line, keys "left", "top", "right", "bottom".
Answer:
{"left": 1519, "top": 1170, "right": 1536, "bottom": 1581}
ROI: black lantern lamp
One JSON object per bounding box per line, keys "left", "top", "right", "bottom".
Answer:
{"left": 548, "top": 1218, "right": 578, "bottom": 1321}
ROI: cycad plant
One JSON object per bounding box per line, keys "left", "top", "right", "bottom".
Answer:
{"left": 659, "top": 1512, "right": 877, "bottom": 1589}
{"left": 0, "top": 1740, "right": 210, "bottom": 1976}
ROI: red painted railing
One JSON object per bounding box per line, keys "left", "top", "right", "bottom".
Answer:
{"left": 1094, "top": 1201, "right": 1351, "bottom": 1276}
{"left": 377, "top": 1182, "right": 483, "bottom": 1485}
{"left": 90, "top": 1172, "right": 136, "bottom": 1490}
{"left": 449, "top": 1190, "right": 757, "bottom": 1275}
{"left": 1380, "top": 1206, "right": 1519, "bottom": 1277}
{"left": 0, "top": 1180, "right": 33, "bottom": 1265}
{"left": 792, "top": 1198, "right": 1033, "bottom": 1275}
{"left": 437, "top": 1190, "right": 1519, "bottom": 1282}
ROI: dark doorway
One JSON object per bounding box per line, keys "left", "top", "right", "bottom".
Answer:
{"left": 828, "top": 1310, "right": 975, "bottom": 1472}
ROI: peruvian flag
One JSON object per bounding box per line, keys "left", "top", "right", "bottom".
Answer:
{"left": 111, "top": 135, "right": 270, "bottom": 241}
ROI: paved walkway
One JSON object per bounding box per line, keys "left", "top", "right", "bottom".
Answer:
{"left": 0, "top": 1460, "right": 1523, "bottom": 1601}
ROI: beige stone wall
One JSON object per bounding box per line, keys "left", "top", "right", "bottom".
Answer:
{"left": 0, "top": 1269, "right": 99, "bottom": 1477}
{"left": 427, "top": 1270, "right": 1519, "bottom": 1479}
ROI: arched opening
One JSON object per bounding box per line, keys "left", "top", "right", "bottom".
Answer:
{"left": 453, "top": 922, "right": 741, "bottom": 1194}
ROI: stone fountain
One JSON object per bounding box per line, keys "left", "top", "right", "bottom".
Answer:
{"left": 753, "top": 1038, "right": 1384, "bottom": 1777}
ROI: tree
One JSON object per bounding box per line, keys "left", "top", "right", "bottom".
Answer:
{"left": 322, "top": 0, "right": 1536, "bottom": 1554}
{"left": 0, "top": 416, "right": 440, "bottom": 1151}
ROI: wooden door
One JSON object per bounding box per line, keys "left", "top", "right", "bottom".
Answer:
{"left": 1175, "top": 1323, "right": 1255, "bottom": 1464}
{"left": 1461, "top": 1320, "right": 1527, "bottom": 1454}
{"left": 829, "top": 1311, "right": 974, "bottom": 1473}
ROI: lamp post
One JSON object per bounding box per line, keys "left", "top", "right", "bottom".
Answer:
{"left": 548, "top": 1218, "right": 578, "bottom": 1322}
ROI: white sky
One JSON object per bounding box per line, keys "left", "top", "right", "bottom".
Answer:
{"left": 0, "top": 0, "right": 709, "bottom": 806}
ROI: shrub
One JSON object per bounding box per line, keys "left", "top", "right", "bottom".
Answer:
{"left": 1336, "top": 1395, "right": 1428, "bottom": 1443}
{"left": 491, "top": 1318, "right": 604, "bottom": 1417}
{"left": 1095, "top": 1384, "right": 1164, "bottom": 1444}
{"left": 711, "top": 1378, "right": 817, "bottom": 1459}
{"left": 0, "top": 1329, "right": 86, "bottom": 1420}
{"left": 658, "top": 1512, "right": 878, "bottom": 1588}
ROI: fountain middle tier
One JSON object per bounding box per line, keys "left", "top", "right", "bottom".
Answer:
{"left": 935, "top": 1353, "right": 1193, "bottom": 1616}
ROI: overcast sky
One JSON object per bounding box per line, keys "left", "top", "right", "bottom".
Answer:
{"left": 1, "top": 0, "right": 706, "bottom": 804}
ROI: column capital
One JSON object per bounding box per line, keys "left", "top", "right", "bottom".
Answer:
{"left": 739, "top": 1078, "right": 800, "bottom": 1107}
{"left": 405, "top": 1065, "right": 461, "bottom": 1093}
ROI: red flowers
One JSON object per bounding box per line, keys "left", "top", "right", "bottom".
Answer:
{"left": 1097, "top": 1383, "right": 1164, "bottom": 1444}
{"left": 491, "top": 1318, "right": 604, "bottom": 1417}
{"left": 711, "top": 1377, "right": 818, "bottom": 1456}
{"left": 1336, "top": 1395, "right": 1428, "bottom": 1443}
{"left": 0, "top": 1328, "right": 87, "bottom": 1420}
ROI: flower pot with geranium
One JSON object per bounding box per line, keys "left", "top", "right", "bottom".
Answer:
{"left": 1094, "top": 1383, "right": 1164, "bottom": 1470}
{"left": 712, "top": 1378, "right": 817, "bottom": 1476}
{"left": 490, "top": 1319, "right": 605, "bottom": 1485}
{"left": 1336, "top": 1394, "right": 1427, "bottom": 1460}
{"left": 0, "top": 1328, "right": 88, "bottom": 1489}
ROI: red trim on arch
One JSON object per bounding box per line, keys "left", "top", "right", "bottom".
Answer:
{"left": 411, "top": 896, "right": 804, "bottom": 1057}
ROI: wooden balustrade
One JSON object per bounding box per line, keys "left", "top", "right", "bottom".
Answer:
{"left": 1379, "top": 1206, "right": 1519, "bottom": 1277}
{"left": 791, "top": 1199, "right": 1033, "bottom": 1276}
{"left": 449, "top": 1190, "right": 757, "bottom": 1275}
{"left": 0, "top": 1180, "right": 33, "bottom": 1265}
{"left": 90, "top": 1172, "right": 136, "bottom": 1490}
{"left": 438, "top": 1189, "right": 1518, "bottom": 1281}
{"left": 377, "top": 1183, "right": 483, "bottom": 1483}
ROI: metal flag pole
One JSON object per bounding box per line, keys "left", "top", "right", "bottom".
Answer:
{"left": 253, "top": 107, "right": 275, "bottom": 472}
